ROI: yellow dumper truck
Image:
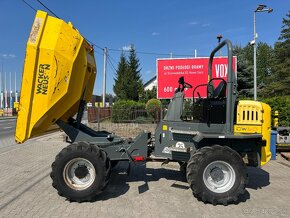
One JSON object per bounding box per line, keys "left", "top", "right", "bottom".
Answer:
{"left": 15, "top": 11, "right": 271, "bottom": 205}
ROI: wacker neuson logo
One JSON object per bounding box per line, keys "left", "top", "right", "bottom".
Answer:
{"left": 36, "top": 64, "right": 50, "bottom": 95}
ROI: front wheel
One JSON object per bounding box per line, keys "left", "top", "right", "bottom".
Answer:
{"left": 186, "top": 145, "right": 248, "bottom": 205}
{"left": 50, "top": 141, "right": 111, "bottom": 202}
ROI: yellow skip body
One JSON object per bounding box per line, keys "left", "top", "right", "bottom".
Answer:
{"left": 15, "top": 11, "right": 96, "bottom": 143}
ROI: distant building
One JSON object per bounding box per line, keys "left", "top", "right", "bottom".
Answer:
{"left": 144, "top": 76, "right": 157, "bottom": 91}
{"left": 91, "top": 95, "right": 102, "bottom": 104}
{"left": 90, "top": 95, "right": 114, "bottom": 107}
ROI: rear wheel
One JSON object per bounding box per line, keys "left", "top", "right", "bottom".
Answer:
{"left": 186, "top": 145, "right": 247, "bottom": 205}
{"left": 50, "top": 141, "right": 111, "bottom": 202}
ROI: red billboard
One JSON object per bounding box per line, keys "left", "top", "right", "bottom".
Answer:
{"left": 157, "top": 57, "right": 237, "bottom": 99}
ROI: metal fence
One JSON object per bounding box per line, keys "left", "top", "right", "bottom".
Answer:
{"left": 86, "top": 103, "right": 194, "bottom": 138}
{"left": 87, "top": 107, "right": 163, "bottom": 123}
{"left": 87, "top": 107, "right": 161, "bottom": 138}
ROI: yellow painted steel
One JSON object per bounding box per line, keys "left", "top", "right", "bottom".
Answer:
{"left": 274, "top": 110, "right": 279, "bottom": 127}
{"left": 162, "top": 125, "right": 168, "bottom": 131}
{"left": 15, "top": 11, "right": 96, "bottom": 143}
{"left": 234, "top": 100, "right": 271, "bottom": 166}
{"left": 234, "top": 125, "right": 262, "bottom": 134}
{"left": 13, "top": 102, "right": 19, "bottom": 111}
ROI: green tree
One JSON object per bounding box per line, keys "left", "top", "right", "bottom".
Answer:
{"left": 139, "top": 86, "right": 157, "bottom": 103}
{"left": 261, "top": 11, "right": 290, "bottom": 97}
{"left": 241, "top": 43, "right": 253, "bottom": 65}
{"left": 263, "top": 96, "right": 290, "bottom": 126}
{"left": 126, "top": 46, "right": 143, "bottom": 101}
{"left": 113, "top": 46, "right": 143, "bottom": 101}
{"left": 256, "top": 42, "right": 274, "bottom": 93}
{"left": 113, "top": 52, "right": 128, "bottom": 99}
{"left": 233, "top": 45, "right": 253, "bottom": 98}
{"left": 233, "top": 42, "right": 274, "bottom": 98}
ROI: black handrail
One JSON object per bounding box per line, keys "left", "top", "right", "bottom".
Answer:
{"left": 208, "top": 39, "right": 236, "bottom": 134}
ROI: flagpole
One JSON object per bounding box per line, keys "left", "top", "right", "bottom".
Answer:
{"left": 0, "top": 72, "right": 2, "bottom": 109}
{"left": 5, "top": 72, "right": 8, "bottom": 109}
{"left": 10, "top": 72, "right": 12, "bottom": 108}
{"left": 15, "top": 71, "right": 18, "bottom": 103}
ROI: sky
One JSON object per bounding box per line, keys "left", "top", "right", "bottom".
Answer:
{"left": 0, "top": 0, "right": 289, "bottom": 95}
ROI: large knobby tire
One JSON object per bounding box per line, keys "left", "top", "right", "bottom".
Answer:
{"left": 50, "top": 141, "right": 111, "bottom": 202}
{"left": 186, "top": 145, "right": 248, "bottom": 205}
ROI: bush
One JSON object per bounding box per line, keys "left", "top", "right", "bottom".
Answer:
{"left": 262, "top": 96, "right": 290, "bottom": 126}
{"left": 183, "top": 99, "right": 193, "bottom": 120}
{"left": 112, "top": 100, "right": 146, "bottom": 123}
{"left": 146, "top": 99, "right": 162, "bottom": 122}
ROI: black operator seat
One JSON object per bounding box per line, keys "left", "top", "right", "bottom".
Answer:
{"left": 213, "top": 80, "right": 227, "bottom": 99}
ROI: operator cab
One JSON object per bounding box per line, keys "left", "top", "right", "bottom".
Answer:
{"left": 191, "top": 78, "right": 227, "bottom": 124}
{"left": 164, "top": 76, "right": 228, "bottom": 124}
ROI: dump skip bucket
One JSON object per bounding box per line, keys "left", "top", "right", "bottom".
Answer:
{"left": 15, "top": 11, "right": 96, "bottom": 143}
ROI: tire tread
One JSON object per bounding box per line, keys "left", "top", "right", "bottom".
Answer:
{"left": 50, "top": 141, "right": 111, "bottom": 202}
{"left": 186, "top": 145, "right": 248, "bottom": 205}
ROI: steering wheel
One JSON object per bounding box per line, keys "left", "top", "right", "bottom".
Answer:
{"left": 196, "top": 91, "right": 202, "bottom": 103}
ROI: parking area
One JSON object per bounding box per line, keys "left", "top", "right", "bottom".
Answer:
{"left": 0, "top": 132, "right": 290, "bottom": 218}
